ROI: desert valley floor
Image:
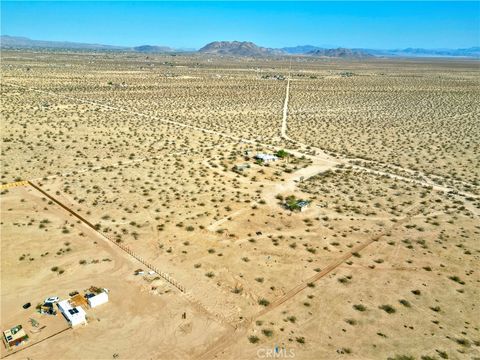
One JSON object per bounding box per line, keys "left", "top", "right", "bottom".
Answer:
{"left": 1, "top": 51, "right": 479, "bottom": 360}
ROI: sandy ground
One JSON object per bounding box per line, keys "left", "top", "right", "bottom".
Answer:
{"left": 1, "top": 51, "right": 479, "bottom": 359}
{"left": 1, "top": 186, "right": 228, "bottom": 359}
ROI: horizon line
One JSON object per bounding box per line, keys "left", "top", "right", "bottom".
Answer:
{"left": 1, "top": 34, "right": 479, "bottom": 51}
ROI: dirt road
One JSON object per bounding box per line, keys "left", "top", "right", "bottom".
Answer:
{"left": 280, "top": 78, "right": 292, "bottom": 141}
{"left": 4, "top": 81, "right": 477, "bottom": 200}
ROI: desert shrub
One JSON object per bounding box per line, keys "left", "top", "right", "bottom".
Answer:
{"left": 286, "top": 316, "right": 296, "bottom": 323}
{"left": 262, "top": 329, "right": 273, "bottom": 337}
{"left": 436, "top": 350, "right": 448, "bottom": 359}
{"left": 454, "top": 338, "right": 470, "bottom": 347}
{"left": 296, "top": 337, "right": 305, "bottom": 344}
{"left": 248, "top": 335, "right": 259, "bottom": 344}
{"left": 387, "top": 356, "right": 414, "bottom": 360}
{"left": 258, "top": 298, "right": 270, "bottom": 306}
{"left": 379, "top": 304, "right": 396, "bottom": 314}
{"left": 448, "top": 275, "right": 465, "bottom": 285}
{"left": 353, "top": 304, "right": 367, "bottom": 312}
{"left": 345, "top": 319, "right": 357, "bottom": 325}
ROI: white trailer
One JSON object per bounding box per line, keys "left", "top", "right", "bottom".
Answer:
{"left": 57, "top": 300, "right": 87, "bottom": 327}
{"left": 87, "top": 292, "right": 109, "bottom": 308}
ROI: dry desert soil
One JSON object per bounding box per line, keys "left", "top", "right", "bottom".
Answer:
{"left": 1, "top": 51, "right": 479, "bottom": 360}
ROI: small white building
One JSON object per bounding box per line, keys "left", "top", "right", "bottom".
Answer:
{"left": 255, "top": 153, "right": 278, "bottom": 163}
{"left": 87, "top": 292, "right": 109, "bottom": 308}
{"left": 57, "top": 300, "right": 87, "bottom": 327}
{"left": 297, "top": 200, "right": 311, "bottom": 212}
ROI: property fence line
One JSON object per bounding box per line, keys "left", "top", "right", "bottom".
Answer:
{"left": 27, "top": 181, "right": 233, "bottom": 326}
{"left": 0, "top": 180, "right": 29, "bottom": 190}
{"left": 27, "top": 181, "right": 186, "bottom": 293}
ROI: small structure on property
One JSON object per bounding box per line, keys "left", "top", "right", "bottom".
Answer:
{"left": 297, "top": 200, "right": 311, "bottom": 212}
{"left": 3, "top": 325, "right": 29, "bottom": 349}
{"left": 233, "top": 163, "right": 250, "bottom": 172}
{"left": 255, "top": 153, "right": 278, "bottom": 163}
{"left": 39, "top": 302, "right": 57, "bottom": 316}
{"left": 261, "top": 74, "right": 286, "bottom": 81}
{"left": 284, "top": 196, "right": 311, "bottom": 212}
{"left": 57, "top": 299, "right": 87, "bottom": 327}
{"left": 86, "top": 292, "right": 109, "bottom": 308}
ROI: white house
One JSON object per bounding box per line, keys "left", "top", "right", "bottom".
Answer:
{"left": 255, "top": 153, "right": 278, "bottom": 163}
{"left": 87, "top": 292, "right": 109, "bottom": 308}
{"left": 57, "top": 300, "right": 87, "bottom": 327}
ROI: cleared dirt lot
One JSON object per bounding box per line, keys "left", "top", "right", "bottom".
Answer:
{"left": 1, "top": 185, "right": 229, "bottom": 359}
{"left": 1, "top": 51, "right": 479, "bottom": 359}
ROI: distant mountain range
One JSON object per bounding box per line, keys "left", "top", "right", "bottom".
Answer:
{"left": 0, "top": 35, "right": 183, "bottom": 53}
{"left": 132, "top": 45, "right": 175, "bottom": 53}
{"left": 198, "top": 42, "right": 372, "bottom": 58}
{"left": 280, "top": 45, "right": 337, "bottom": 54}
{"left": 198, "top": 41, "right": 284, "bottom": 56}
{"left": 0, "top": 35, "right": 128, "bottom": 51}
{"left": 370, "top": 47, "right": 480, "bottom": 58}
{"left": 1, "top": 36, "right": 478, "bottom": 58}
{"left": 280, "top": 44, "right": 479, "bottom": 58}
{"left": 306, "top": 47, "right": 373, "bottom": 58}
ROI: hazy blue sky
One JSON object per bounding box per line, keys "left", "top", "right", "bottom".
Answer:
{"left": 1, "top": 1, "right": 479, "bottom": 49}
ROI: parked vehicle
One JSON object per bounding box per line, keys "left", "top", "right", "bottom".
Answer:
{"left": 22, "top": 302, "right": 31, "bottom": 309}
{"left": 44, "top": 296, "right": 59, "bottom": 304}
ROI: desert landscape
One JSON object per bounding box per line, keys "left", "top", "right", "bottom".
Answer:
{"left": 1, "top": 49, "right": 479, "bottom": 360}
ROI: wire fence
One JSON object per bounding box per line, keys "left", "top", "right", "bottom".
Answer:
{"left": 28, "top": 181, "right": 186, "bottom": 293}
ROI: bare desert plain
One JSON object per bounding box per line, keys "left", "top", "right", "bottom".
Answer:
{"left": 1, "top": 50, "right": 479, "bottom": 360}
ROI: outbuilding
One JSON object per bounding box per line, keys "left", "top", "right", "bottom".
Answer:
{"left": 3, "top": 325, "right": 28, "bottom": 349}
{"left": 87, "top": 292, "right": 109, "bottom": 308}
{"left": 297, "top": 200, "right": 311, "bottom": 212}
{"left": 234, "top": 163, "right": 250, "bottom": 172}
